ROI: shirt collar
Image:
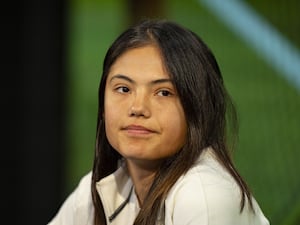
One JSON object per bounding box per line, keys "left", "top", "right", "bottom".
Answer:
{"left": 95, "top": 164, "right": 138, "bottom": 223}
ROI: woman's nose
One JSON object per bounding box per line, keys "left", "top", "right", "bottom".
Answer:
{"left": 128, "top": 91, "right": 151, "bottom": 118}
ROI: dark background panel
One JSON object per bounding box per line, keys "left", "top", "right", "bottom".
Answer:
{"left": 1, "top": 1, "right": 66, "bottom": 224}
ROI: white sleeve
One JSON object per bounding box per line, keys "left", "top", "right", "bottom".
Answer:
{"left": 165, "top": 173, "right": 268, "bottom": 225}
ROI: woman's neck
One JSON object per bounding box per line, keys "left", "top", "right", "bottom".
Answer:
{"left": 125, "top": 159, "right": 161, "bottom": 206}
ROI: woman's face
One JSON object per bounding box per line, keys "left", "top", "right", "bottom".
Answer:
{"left": 104, "top": 45, "right": 187, "bottom": 167}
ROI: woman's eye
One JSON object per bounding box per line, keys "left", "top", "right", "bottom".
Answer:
{"left": 116, "top": 86, "right": 130, "bottom": 93}
{"left": 157, "top": 90, "right": 172, "bottom": 97}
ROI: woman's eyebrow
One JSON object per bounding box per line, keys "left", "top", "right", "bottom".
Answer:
{"left": 150, "top": 78, "right": 173, "bottom": 85}
{"left": 109, "top": 74, "right": 135, "bottom": 84}
{"left": 109, "top": 74, "right": 173, "bottom": 85}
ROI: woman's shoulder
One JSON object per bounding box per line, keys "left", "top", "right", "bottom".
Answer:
{"left": 164, "top": 148, "right": 269, "bottom": 225}
{"left": 177, "top": 148, "right": 238, "bottom": 190}
{"left": 72, "top": 171, "right": 94, "bottom": 214}
{"left": 47, "top": 171, "right": 94, "bottom": 225}
{"left": 166, "top": 148, "right": 240, "bottom": 209}
{"left": 75, "top": 171, "right": 93, "bottom": 197}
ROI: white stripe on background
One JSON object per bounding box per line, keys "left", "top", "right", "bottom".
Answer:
{"left": 199, "top": 0, "right": 300, "bottom": 91}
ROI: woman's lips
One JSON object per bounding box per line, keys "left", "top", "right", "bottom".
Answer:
{"left": 122, "top": 125, "right": 156, "bottom": 135}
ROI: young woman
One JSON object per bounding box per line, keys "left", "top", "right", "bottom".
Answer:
{"left": 48, "top": 19, "right": 270, "bottom": 225}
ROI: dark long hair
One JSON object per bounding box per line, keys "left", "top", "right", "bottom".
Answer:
{"left": 91, "top": 19, "right": 253, "bottom": 225}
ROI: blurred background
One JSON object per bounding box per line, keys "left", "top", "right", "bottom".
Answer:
{"left": 3, "top": 0, "right": 299, "bottom": 224}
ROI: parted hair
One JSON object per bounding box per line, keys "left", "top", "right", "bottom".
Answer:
{"left": 91, "top": 19, "right": 253, "bottom": 225}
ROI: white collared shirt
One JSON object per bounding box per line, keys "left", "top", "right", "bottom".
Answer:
{"left": 47, "top": 148, "right": 270, "bottom": 225}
